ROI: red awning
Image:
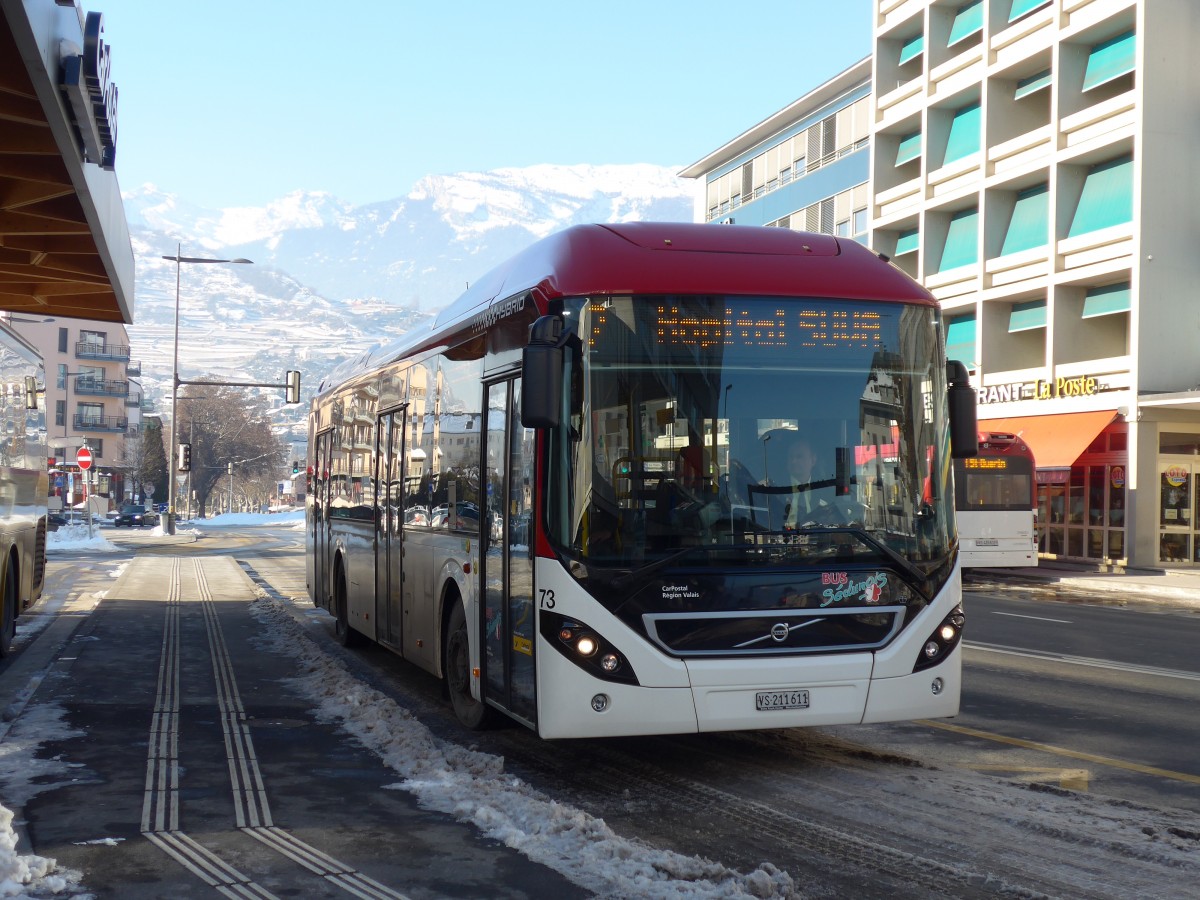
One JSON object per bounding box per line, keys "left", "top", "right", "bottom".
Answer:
{"left": 977, "top": 410, "right": 1117, "bottom": 469}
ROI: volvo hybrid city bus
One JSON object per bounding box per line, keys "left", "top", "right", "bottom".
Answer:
{"left": 955, "top": 431, "right": 1037, "bottom": 567}
{"left": 306, "top": 223, "right": 977, "bottom": 738}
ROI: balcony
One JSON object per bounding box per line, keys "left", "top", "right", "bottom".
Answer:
{"left": 126, "top": 361, "right": 142, "bottom": 377}
{"left": 74, "top": 378, "right": 130, "bottom": 399}
{"left": 75, "top": 414, "right": 129, "bottom": 433}
{"left": 75, "top": 341, "right": 131, "bottom": 362}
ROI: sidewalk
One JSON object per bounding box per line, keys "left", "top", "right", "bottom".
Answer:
{"left": 965, "top": 558, "right": 1200, "bottom": 606}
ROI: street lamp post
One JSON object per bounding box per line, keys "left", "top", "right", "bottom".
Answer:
{"left": 163, "top": 245, "right": 252, "bottom": 534}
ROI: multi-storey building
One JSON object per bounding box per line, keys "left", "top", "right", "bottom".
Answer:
{"left": 2, "top": 316, "right": 142, "bottom": 510}
{"left": 684, "top": 0, "right": 1200, "bottom": 570}
{"left": 870, "top": 0, "right": 1198, "bottom": 568}
{"left": 680, "top": 59, "right": 873, "bottom": 238}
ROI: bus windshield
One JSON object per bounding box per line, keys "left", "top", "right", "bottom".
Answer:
{"left": 545, "top": 295, "right": 957, "bottom": 580}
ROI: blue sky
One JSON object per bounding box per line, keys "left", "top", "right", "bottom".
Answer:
{"left": 99, "top": 1, "right": 873, "bottom": 209}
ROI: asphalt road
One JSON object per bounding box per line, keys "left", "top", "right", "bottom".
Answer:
{"left": 2, "top": 528, "right": 1197, "bottom": 898}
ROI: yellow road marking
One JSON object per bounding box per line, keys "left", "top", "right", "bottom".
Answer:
{"left": 917, "top": 720, "right": 1200, "bottom": 786}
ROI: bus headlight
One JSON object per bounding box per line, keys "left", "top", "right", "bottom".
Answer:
{"left": 541, "top": 610, "right": 639, "bottom": 685}
{"left": 913, "top": 605, "right": 965, "bottom": 672}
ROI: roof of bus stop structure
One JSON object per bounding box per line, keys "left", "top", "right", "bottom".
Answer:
{"left": 0, "top": 0, "right": 134, "bottom": 324}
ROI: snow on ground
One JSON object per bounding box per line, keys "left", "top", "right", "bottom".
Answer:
{"left": 15, "top": 511, "right": 791, "bottom": 897}
{"left": 250, "top": 595, "right": 793, "bottom": 899}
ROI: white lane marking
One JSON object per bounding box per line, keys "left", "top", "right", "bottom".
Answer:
{"left": 194, "top": 559, "right": 412, "bottom": 900}
{"left": 965, "top": 640, "right": 1200, "bottom": 682}
{"left": 141, "top": 559, "right": 277, "bottom": 898}
{"left": 991, "top": 611, "right": 1072, "bottom": 624}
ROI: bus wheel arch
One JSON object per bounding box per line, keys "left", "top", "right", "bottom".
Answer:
{"left": 332, "top": 552, "right": 365, "bottom": 648}
{"left": 443, "top": 590, "right": 495, "bottom": 730}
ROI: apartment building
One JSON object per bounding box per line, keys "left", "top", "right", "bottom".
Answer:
{"left": 871, "top": 0, "right": 1198, "bottom": 568}
{"left": 3, "top": 316, "right": 143, "bottom": 511}
{"left": 685, "top": 0, "right": 1200, "bottom": 569}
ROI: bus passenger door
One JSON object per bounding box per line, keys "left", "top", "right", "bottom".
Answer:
{"left": 375, "top": 408, "right": 406, "bottom": 650}
{"left": 482, "top": 378, "right": 538, "bottom": 725}
{"left": 313, "top": 429, "right": 334, "bottom": 607}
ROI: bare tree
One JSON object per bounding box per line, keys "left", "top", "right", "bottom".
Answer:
{"left": 177, "top": 382, "right": 287, "bottom": 517}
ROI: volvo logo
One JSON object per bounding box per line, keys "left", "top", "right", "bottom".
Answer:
{"left": 734, "top": 617, "right": 824, "bottom": 649}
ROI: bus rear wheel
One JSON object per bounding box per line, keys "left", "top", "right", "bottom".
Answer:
{"left": 445, "top": 599, "right": 494, "bottom": 730}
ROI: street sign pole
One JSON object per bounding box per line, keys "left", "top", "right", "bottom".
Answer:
{"left": 77, "top": 447, "right": 94, "bottom": 538}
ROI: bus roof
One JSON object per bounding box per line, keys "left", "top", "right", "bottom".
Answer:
{"left": 320, "top": 223, "right": 937, "bottom": 392}
{"left": 434, "top": 222, "right": 935, "bottom": 330}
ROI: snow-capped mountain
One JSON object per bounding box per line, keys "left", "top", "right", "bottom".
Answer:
{"left": 124, "top": 163, "right": 695, "bottom": 421}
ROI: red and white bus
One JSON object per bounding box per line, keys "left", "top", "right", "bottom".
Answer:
{"left": 306, "top": 223, "right": 977, "bottom": 738}
{"left": 0, "top": 322, "right": 48, "bottom": 656}
{"left": 954, "top": 432, "right": 1037, "bottom": 568}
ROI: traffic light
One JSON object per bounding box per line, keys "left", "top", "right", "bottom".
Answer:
{"left": 177, "top": 442, "right": 191, "bottom": 472}
{"left": 291, "top": 460, "right": 300, "bottom": 474}
{"left": 285, "top": 370, "right": 301, "bottom": 404}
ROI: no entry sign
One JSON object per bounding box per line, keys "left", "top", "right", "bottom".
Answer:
{"left": 77, "top": 447, "right": 93, "bottom": 470}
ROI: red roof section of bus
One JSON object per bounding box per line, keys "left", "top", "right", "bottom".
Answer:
{"left": 434, "top": 222, "right": 936, "bottom": 330}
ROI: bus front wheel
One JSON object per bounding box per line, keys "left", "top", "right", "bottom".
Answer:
{"left": 333, "top": 565, "right": 366, "bottom": 648}
{"left": 445, "top": 599, "right": 494, "bottom": 730}
{"left": 0, "top": 559, "right": 16, "bottom": 658}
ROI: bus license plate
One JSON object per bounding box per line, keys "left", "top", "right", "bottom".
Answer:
{"left": 756, "top": 690, "right": 810, "bottom": 711}
{"left": 975, "top": 538, "right": 998, "bottom": 547}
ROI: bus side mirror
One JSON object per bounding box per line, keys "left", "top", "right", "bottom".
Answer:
{"left": 947, "top": 360, "right": 978, "bottom": 459}
{"left": 521, "top": 315, "right": 564, "bottom": 429}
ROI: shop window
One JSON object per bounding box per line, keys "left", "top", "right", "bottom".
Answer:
{"left": 1159, "top": 433, "right": 1200, "bottom": 454}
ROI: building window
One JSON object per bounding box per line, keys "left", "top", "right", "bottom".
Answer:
{"left": 1015, "top": 69, "right": 1052, "bottom": 100}
{"left": 899, "top": 32, "right": 924, "bottom": 67}
{"left": 1000, "top": 184, "right": 1049, "bottom": 256}
{"left": 1083, "top": 31, "right": 1136, "bottom": 93}
{"left": 895, "top": 228, "right": 920, "bottom": 257}
{"left": 943, "top": 102, "right": 981, "bottom": 166}
{"left": 945, "top": 313, "right": 977, "bottom": 371}
{"left": 1068, "top": 155, "right": 1133, "bottom": 238}
{"left": 1008, "top": 299, "right": 1047, "bottom": 333}
{"left": 58, "top": 328, "right": 68, "bottom": 353}
{"left": 852, "top": 208, "right": 868, "bottom": 237}
{"left": 947, "top": 0, "right": 983, "bottom": 50}
{"left": 895, "top": 131, "right": 921, "bottom": 167}
{"left": 1082, "top": 282, "right": 1131, "bottom": 319}
{"left": 938, "top": 207, "right": 979, "bottom": 271}
{"left": 55, "top": 400, "right": 64, "bottom": 427}
{"left": 1008, "top": 0, "right": 1050, "bottom": 23}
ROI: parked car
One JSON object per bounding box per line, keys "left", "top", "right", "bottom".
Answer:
{"left": 46, "top": 512, "right": 70, "bottom": 532}
{"left": 113, "top": 504, "right": 158, "bottom": 528}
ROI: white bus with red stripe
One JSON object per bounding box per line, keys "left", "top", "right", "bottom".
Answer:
{"left": 307, "top": 223, "right": 978, "bottom": 738}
